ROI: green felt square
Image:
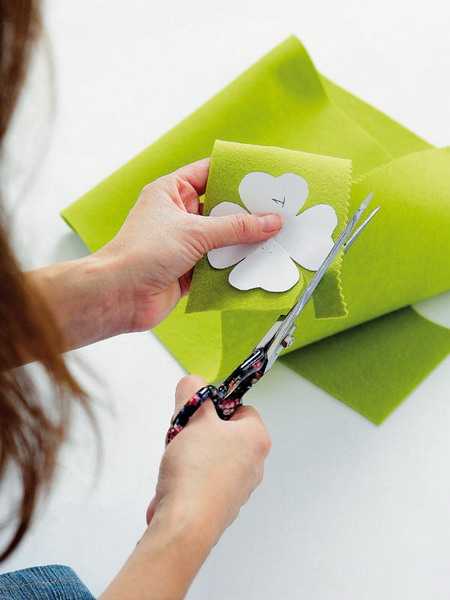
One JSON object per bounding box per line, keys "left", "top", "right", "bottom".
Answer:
{"left": 185, "top": 140, "right": 351, "bottom": 318}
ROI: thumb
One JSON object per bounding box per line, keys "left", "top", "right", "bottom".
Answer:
{"left": 199, "top": 211, "right": 283, "bottom": 250}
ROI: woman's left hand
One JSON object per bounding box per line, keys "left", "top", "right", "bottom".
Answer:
{"left": 96, "top": 159, "right": 282, "bottom": 333}
{"left": 30, "top": 159, "right": 282, "bottom": 349}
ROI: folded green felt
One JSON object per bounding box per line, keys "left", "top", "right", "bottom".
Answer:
{"left": 186, "top": 140, "right": 351, "bottom": 318}
{"left": 282, "top": 307, "right": 450, "bottom": 424}
{"left": 61, "top": 36, "right": 450, "bottom": 423}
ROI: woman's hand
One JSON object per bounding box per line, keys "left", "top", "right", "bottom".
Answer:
{"left": 96, "top": 159, "right": 282, "bottom": 332}
{"left": 147, "top": 374, "right": 271, "bottom": 537}
{"left": 30, "top": 159, "right": 282, "bottom": 350}
{"left": 100, "top": 375, "right": 271, "bottom": 600}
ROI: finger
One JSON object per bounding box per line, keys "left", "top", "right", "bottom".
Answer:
{"left": 174, "top": 158, "right": 210, "bottom": 196}
{"left": 184, "top": 193, "right": 200, "bottom": 215}
{"left": 174, "top": 375, "right": 219, "bottom": 426}
{"left": 199, "top": 211, "right": 283, "bottom": 250}
{"left": 174, "top": 374, "right": 207, "bottom": 413}
{"left": 146, "top": 496, "right": 158, "bottom": 525}
{"left": 178, "top": 270, "right": 193, "bottom": 297}
{"left": 229, "top": 404, "right": 263, "bottom": 423}
{"left": 148, "top": 159, "right": 209, "bottom": 214}
{"left": 231, "top": 405, "right": 272, "bottom": 457}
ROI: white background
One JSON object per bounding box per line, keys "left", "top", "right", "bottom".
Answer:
{"left": 1, "top": 0, "right": 450, "bottom": 598}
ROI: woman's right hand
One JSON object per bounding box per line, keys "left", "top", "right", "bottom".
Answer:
{"left": 147, "top": 374, "right": 271, "bottom": 545}
{"left": 101, "top": 376, "right": 271, "bottom": 600}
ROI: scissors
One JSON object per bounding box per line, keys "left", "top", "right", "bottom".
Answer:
{"left": 166, "top": 193, "right": 380, "bottom": 445}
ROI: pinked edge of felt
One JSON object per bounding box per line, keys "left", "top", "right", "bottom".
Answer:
{"left": 314, "top": 153, "right": 352, "bottom": 320}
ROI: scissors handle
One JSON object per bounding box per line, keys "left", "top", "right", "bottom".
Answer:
{"left": 165, "top": 348, "right": 268, "bottom": 446}
{"left": 165, "top": 384, "right": 218, "bottom": 445}
{"left": 165, "top": 385, "right": 244, "bottom": 446}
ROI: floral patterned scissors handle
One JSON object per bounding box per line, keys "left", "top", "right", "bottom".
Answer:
{"left": 165, "top": 347, "right": 267, "bottom": 445}
{"left": 166, "top": 193, "right": 379, "bottom": 446}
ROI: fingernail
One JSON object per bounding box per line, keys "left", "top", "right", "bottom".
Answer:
{"left": 258, "top": 214, "right": 283, "bottom": 233}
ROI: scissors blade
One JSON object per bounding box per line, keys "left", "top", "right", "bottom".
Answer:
{"left": 343, "top": 205, "right": 380, "bottom": 253}
{"left": 261, "top": 192, "right": 378, "bottom": 367}
{"left": 287, "top": 192, "right": 375, "bottom": 323}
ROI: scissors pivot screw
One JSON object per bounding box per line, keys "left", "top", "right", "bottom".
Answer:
{"left": 281, "top": 335, "right": 295, "bottom": 348}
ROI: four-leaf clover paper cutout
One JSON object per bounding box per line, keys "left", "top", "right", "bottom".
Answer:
{"left": 207, "top": 172, "right": 338, "bottom": 292}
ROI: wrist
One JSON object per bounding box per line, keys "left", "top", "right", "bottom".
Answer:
{"left": 101, "top": 497, "right": 215, "bottom": 600}
{"left": 86, "top": 250, "right": 135, "bottom": 337}
{"left": 30, "top": 252, "right": 133, "bottom": 349}
{"left": 141, "top": 494, "right": 217, "bottom": 560}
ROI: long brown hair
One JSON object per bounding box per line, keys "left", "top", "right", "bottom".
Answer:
{"left": 0, "top": 0, "right": 86, "bottom": 561}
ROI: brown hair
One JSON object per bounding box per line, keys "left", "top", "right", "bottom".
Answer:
{"left": 0, "top": 0, "right": 86, "bottom": 560}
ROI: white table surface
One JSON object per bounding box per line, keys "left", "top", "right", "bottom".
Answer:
{"left": 2, "top": 0, "right": 450, "bottom": 597}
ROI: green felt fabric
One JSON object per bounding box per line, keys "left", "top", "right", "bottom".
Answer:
{"left": 282, "top": 307, "right": 450, "bottom": 424}
{"left": 184, "top": 147, "right": 450, "bottom": 368}
{"left": 61, "top": 36, "right": 450, "bottom": 424}
{"left": 186, "top": 140, "right": 351, "bottom": 318}
{"left": 321, "top": 77, "right": 432, "bottom": 158}
{"left": 61, "top": 36, "right": 389, "bottom": 253}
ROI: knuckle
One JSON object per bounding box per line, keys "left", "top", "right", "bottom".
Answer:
{"left": 186, "top": 220, "right": 211, "bottom": 256}
{"left": 236, "top": 406, "right": 271, "bottom": 457}
{"left": 255, "top": 428, "right": 272, "bottom": 458}
{"left": 261, "top": 433, "right": 272, "bottom": 457}
{"left": 175, "top": 375, "right": 191, "bottom": 396}
{"left": 231, "top": 213, "right": 251, "bottom": 240}
{"left": 144, "top": 174, "right": 173, "bottom": 196}
{"left": 176, "top": 174, "right": 191, "bottom": 191}
{"left": 172, "top": 174, "right": 185, "bottom": 193}
{"left": 171, "top": 173, "right": 194, "bottom": 201}
{"left": 241, "top": 405, "right": 259, "bottom": 419}
{"left": 176, "top": 374, "right": 205, "bottom": 398}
